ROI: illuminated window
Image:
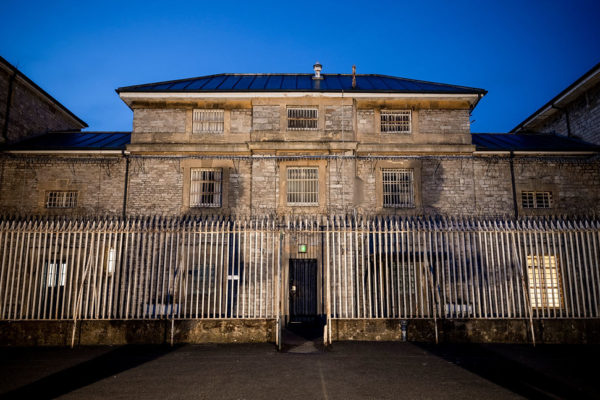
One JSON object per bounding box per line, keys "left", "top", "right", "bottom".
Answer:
{"left": 287, "top": 167, "right": 319, "bottom": 205}
{"left": 522, "top": 191, "right": 552, "bottom": 209}
{"left": 46, "top": 191, "right": 78, "bottom": 208}
{"left": 190, "top": 168, "right": 222, "bottom": 208}
{"left": 46, "top": 262, "right": 67, "bottom": 287}
{"left": 287, "top": 107, "right": 318, "bottom": 130}
{"left": 193, "top": 109, "right": 224, "bottom": 133}
{"left": 380, "top": 110, "right": 411, "bottom": 133}
{"left": 106, "top": 247, "right": 116, "bottom": 275}
{"left": 382, "top": 169, "right": 414, "bottom": 208}
{"left": 527, "top": 255, "right": 562, "bottom": 308}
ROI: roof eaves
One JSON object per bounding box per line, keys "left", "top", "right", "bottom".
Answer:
{"left": 510, "top": 61, "right": 600, "bottom": 133}
{"left": 0, "top": 56, "right": 88, "bottom": 128}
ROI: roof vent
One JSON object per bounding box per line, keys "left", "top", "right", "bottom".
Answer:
{"left": 313, "top": 61, "right": 323, "bottom": 80}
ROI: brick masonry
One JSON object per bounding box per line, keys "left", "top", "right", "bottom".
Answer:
{"left": 530, "top": 81, "right": 600, "bottom": 145}
{"left": 0, "top": 62, "right": 85, "bottom": 144}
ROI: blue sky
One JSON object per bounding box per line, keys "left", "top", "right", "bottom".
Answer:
{"left": 1, "top": 0, "right": 599, "bottom": 133}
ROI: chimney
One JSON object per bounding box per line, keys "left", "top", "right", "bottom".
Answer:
{"left": 313, "top": 61, "right": 323, "bottom": 80}
{"left": 352, "top": 65, "right": 356, "bottom": 89}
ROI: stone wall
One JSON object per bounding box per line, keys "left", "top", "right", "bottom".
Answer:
{"left": 532, "top": 82, "right": 600, "bottom": 145}
{"left": 252, "top": 105, "right": 280, "bottom": 131}
{"left": 1, "top": 155, "right": 598, "bottom": 218}
{"left": 126, "top": 157, "right": 183, "bottom": 215}
{"left": 0, "top": 156, "right": 126, "bottom": 215}
{"left": 0, "top": 63, "right": 85, "bottom": 144}
{"left": 132, "top": 109, "right": 187, "bottom": 134}
{"left": 419, "top": 109, "right": 470, "bottom": 135}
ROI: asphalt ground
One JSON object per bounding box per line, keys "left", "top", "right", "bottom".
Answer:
{"left": 0, "top": 339, "right": 598, "bottom": 399}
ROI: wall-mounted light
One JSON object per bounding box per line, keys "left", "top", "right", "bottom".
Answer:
{"left": 298, "top": 244, "right": 307, "bottom": 253}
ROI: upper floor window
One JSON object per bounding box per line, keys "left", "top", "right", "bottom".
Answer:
{"left": 46, "top": 191, "right": 78, "bottom": 209}
{"left": 287, "top": 107, "right": 318, "bottom": 130}
{"left": 527, "top": 255, "right": 562, "bottom": 309}
{"left": 522, "top": 191, "right": 552, "bottom": 209}
{"left": 193, "top": 109, "right": 224, "bottom": 134}
{"left": 380, "top": 110, "right": 411, "bottom": 133}
{"left": 190, "top": 168, "right": 222, "bottom": 208}
{"left": 382, "top": 168, "right": 414, "bottom": 208}
{"left": 287, "top": 167, "right": 319, "bottom": 205}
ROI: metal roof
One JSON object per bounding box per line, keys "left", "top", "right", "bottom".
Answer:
{"left": 117, "top": 73, "right": 487, "bottom": 95}
{"left": 472, "top": 133, "right": 600, "bottom": 152}
{"left": 5, "top": 131, "right": 131, "bottom": 151}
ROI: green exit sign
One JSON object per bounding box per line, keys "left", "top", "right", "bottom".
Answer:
{"left": 298, "top": 244, "right": 307, "bottom": 253}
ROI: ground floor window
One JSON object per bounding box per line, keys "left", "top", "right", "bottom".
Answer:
{"left": 45, "top": 191, "right": 78, "bottom": 208}
{"left": 190, "top": 168, "right": 222, "bottom": 208}
{"left": 382, "top": 168, "right": 414, "bottom": 208}
{"left": 527, "top": 255, "right": 562, "bottom": 308}
{"left": 287, "top": 167, "right": 319, "bottom": 205}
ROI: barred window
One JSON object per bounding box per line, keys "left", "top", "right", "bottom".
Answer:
{"left": 380, "top": 110, "right": 411, "bottom": 133}
{"left": 193, "top": 109, "right": 224, "bottom": 133}
{"left": 287, "top": 167, "right": 319, "bottom": 205}
{"left": 522, "top": 191, "right": 552, "bottom": 209}
{"left": 190, "top": 168, "right": 222, "bottom": 207}
{"left": 287, "top": 107, "right": 318, "bottom": 130}
{"left": 382, "top": 169, "right": 414, "bottom": 208}
{"left": 527, "top": 255, "right": 562, "bottom": 309}
{"left": 46, "top": 191, "right": 78, "bottom": 209}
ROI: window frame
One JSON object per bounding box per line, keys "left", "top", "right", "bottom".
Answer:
{"left": 45, "top": 191, "right": 78, "bottom": 209}
{"left": 380, "top": 110, "right": 412, "bottom": 134}
{"left": 381, "top": 168, "right": 415, "bottom": 209}
{"left": 286, "top": 166, "right": 319, "bottom": 206}
{"left": 526, "top": 255, "right": 563, "bottom": 309}
{"left": 189, "top": 168, "right": 223, "bottom": 208}
{"left": 521, "top": 191, "right": 553, "bottom": 209}
{"left": 287, "top": 106, "right": 319, "bottom": 131}
{"left": 192, "top": 109, "right": 225, "bottom": 134}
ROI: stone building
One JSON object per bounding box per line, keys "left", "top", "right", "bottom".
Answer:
{"left": 1, "top": 63, "right": 599, "bottom": 218}
{"left": 1, "top": 62, "right": 599, "bottom": 346}
{"left": 512, "top": 61, "right": 600, "bottom": 145}
{"left": 0, "top": 56, "right": 87, "bottom": 145}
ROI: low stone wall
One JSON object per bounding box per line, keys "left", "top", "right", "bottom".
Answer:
{"left": 0, "top": 319, "right": 276, "bottom": 346}
{"left": 331, "top": 319, "right": 600, "bottom": 344}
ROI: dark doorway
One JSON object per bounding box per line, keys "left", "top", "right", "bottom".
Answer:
{"left": 285, "top": 258, "right": 322, "bottom": 351}
{"left": 289, "top": 259, "right": 318, "bottom": 322}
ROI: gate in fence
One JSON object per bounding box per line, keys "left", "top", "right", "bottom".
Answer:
{"left": 1, "top": 216, "right": 599, "bottom": 338}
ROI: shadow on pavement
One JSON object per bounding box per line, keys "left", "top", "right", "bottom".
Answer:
{"left": 415, "top": 343, "right": 597, "bottom": 400}
{"left": 0, "top": 344, "right": 178, "bottom": 400}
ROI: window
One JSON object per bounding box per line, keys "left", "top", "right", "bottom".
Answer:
{"left": 46, "top": 262, "right": 67, "bottom": 287}
{"left": 287, "top": 107, "right": 318, "bottom": 130}
{"left": 527, "top": 255, "right": 562, "bottom": 309}
{"left": 46, "top": 191, "right": 78, "bottom": 208}
{"left": 106, "top": 247, "right": 116, "bottom": 275}
{"left": 380, "top": 110, "right": 411, "bottom": 133}
{"left": 193, "top": 109, "right": 224, "bottom": 133}
{"left": 287, "top": 167, "right": 319, "bottom": 205}
{"left": 522, "top": 191, "right": 552, "bottom": 209}
{"left": 190, "top": 168, "right": 222, "bottom": 207}
{"left": 382, "top": 169, "right": 414, "bottom": 208}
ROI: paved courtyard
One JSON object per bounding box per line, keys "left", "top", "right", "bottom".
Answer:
{"left": 0, "top": 340, "right": 598, "bottom": 399}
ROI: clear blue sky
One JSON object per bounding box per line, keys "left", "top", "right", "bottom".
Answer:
{"left": 1, "top": 0, "right": 599, "bottom": 133}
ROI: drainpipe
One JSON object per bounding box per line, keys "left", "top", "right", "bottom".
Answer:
{"left": 509, "top": 151, "right": 518, "bottom": 219}
{"left": 2, "top": 65, "right": 17, "bottom": 143}
{"left": 122, "top": 151, "right": 130, "bottom": 218}
{"left": 552, "top": 105, "right": 572, "bottom": 137}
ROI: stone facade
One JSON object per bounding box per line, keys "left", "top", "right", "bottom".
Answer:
{"left": 531, "top": 82, "right": 600, "bottom": 145}
{"left": 0, "top": 57, "right": 86, "bottom": 145}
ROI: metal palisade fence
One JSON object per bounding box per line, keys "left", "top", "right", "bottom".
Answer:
{"left": 0, "top": 216, "right": 598, "bottom": 323}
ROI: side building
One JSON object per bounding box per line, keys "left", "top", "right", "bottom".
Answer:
{"left": 0, "top": 56, "right": 87, "bottom": 145}
{"left": 512, "top": 61, "right": 600, "bottom": 145}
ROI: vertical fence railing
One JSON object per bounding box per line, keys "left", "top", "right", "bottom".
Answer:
{"left": 324, "top": 216, "right": 600, "bottom": 320}
{"left": 0, "top": 217, "right": 280, "bottom": 320}
{"left": 0, "top": 216, "right": 598, "bottom": 321}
